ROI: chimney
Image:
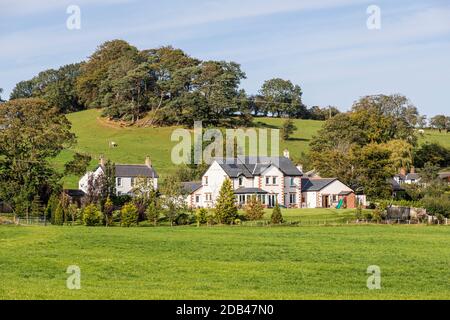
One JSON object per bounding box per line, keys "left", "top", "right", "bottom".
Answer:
{"left": 99, "top": 155, "right": 106, "bottom": 166}
{"left": 145, "top": 156, "right": 152, "bottom": 168}
{"left": 297, "top": 164, "right": 304, "bottom": 173}
{"left": 283, "top": 149, "right": 290, "bottom": 159}
{"left": 410, "top": 166, "right": 416, "bottom": 174}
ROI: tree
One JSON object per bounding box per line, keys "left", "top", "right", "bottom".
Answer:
{"left": 0, "top": 88, "right": 4, "bottom": 102}
{"left": 159, "top": 175, "right": 188, "bottom": 226}
{"left": 413, "top": 143, "right": 450, "bottom": 168}
{"left": 259, "top": 78, "right": 306, "bottom": 118}
{"left": 430, "top": 115, "right": 449, "bottom": 133}
{"left": 195, "top": 208, "right": 208, "bottom": 227}
{"left": 64, "top": 153, "right": 92, "bottom": 176}
{"left": 271, "top": 203, "right": 283, "bottom": 224}
{"left": 54, "top": 202, "right": 65, "bottom": 226}
{"left": 77, "top": 40, "right": 140, "bottom": 109}
{"left": 82, "top": 204, "right": 102, "bottom": 226}
{"left": 30, "top": 195, "right": 43, "bottom": 217}
{"left": 0, "top": 98, "right": 75, "bottom": 217}
{"left": 103, "top": 197, "right": 114, "bottom": 226}
{"left": 214, "top": 179, "right": 238, "bottom": 224}
{"left": 10, "top": 64, "right": 85, "bottom": 113}
{"left": 310, "top": 94, "right": 419, "bottom": 199}
{"left": 244, "top": 196, "right": 265, "bottom": 221}
{"left": 281, "top": 119, "right": 297, "bottom": 141}
{"left": 121, "top": 203, "right": 139, "bottom": 227}
{"left": 146, "top": 201, "right": 161, "bottom": 226}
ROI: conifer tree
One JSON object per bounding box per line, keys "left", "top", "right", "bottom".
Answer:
{"left": 215, "top": 179, "right": 238, "bottom": 224}
{"left": 271, "top": 203, "right": 284, "bottom": 225}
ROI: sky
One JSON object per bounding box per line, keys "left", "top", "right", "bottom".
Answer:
{"left": 1, "top": 0, "right": 450, "bottom": 116}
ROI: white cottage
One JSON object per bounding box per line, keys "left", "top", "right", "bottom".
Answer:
{"left": 79, "top": 156, "right": 159, "bottom": 196}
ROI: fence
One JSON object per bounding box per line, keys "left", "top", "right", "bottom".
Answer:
{"left": 14, "top": 216, "right": 48, "bottom": 226}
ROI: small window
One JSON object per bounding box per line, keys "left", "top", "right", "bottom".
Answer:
{"left": 204, "top": 176, "right": 209, "bottom": 186}
{"left": 195, "top": 195, "right": 200, "bottom": 203}
{"left": 266, "top": 177, "right": 270, "bottom": 185}
{"left": 273, "top": 177, "right": 277, "bottom": 185}
{"left": 117, "top": 178, "right": 122, "bottom": 187}
{"left": 239, "top": 177, "right": 244, "bottom": 186}
{"left": 290, "top": 178, "right": 295, "bottom": 186}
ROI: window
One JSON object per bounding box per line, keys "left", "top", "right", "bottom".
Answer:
{"left": 290, "top": 178, "right": 295, "bottom": 186}
{"left": 266, "top": 177, "right": 270, "bottom": 185}
{"left": 204, "top": 176, "right": 209, "bottom": 186}
{"left": 205, "top": 193, "right": 212, "bottom": 201}
{"left": 117, "top": 178, "right": 122, "bottom": 187}
{"left": 239, "top": 177, "right": 244, "bottom": 186}
{"left": 290, "top": 193, "right": 296, "bottom": 204}
{"left": 195, "top": 195, "right": 200, "bottom": 203}
{"left": 272, "top": 177, "right": 277, "bottom": 185}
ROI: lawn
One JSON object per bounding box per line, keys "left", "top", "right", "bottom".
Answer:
{"left": 0, "top": 224, "right": 449, "bottom": 300}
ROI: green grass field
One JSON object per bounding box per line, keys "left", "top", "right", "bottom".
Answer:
{"left": 0, "top": 224, "right": 449, "bottom": 300}
{"left": 57, "top": 109, "right": 450, "bottom": 188}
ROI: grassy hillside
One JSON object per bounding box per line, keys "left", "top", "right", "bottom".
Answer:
{"left": 57, "top": 109, "right": 450, "bottom": 188}
{"left": 0, "top": 224, "right": 448, "bottom": 300}
{"left": 57, "top": 110, "right": 325, "bottom": 188}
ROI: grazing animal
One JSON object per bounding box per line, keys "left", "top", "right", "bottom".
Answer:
{"left": 418, "top": 129, "right": 425, "bottom": 136}
{"left": 109, "top": 141, "right": 118, "bottom": 148}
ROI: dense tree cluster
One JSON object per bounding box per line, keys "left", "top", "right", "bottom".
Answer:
{"left": 310, "top": 94, "right": 419, "bottom": 199}
{"left": 7, "top": 40, "right": 341, "bottom": 126}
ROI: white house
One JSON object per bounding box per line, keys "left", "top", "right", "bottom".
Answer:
{"left": 79, "top": 156, "right": 159, "bottom": 196}
{"left": 183, "top": 151, "right": 361, "bottom": 209}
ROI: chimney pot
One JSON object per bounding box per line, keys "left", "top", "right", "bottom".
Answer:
{"left": 145, "top": 156, "right": 152, "bottom": 168}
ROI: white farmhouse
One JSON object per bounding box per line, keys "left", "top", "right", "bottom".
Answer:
{"left": 79, "top": 156, "right": 159, "bottom": 196}
{"left": 183, "top": 151, "right": 361, "bottom": 209}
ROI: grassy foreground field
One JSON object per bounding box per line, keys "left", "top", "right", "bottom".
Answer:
{"left": 1, "top": 224, "right": 449, "bottom": 300}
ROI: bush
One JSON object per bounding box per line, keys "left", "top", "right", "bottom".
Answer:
{"left": 271, "top": 204, "right": 283, "bottom": 224}
{"left": 196, "top": 208, "right": 208, "bottom": 227}
{"left": 82, "top": 204, "right": 102, "bottom": 226}
{"left": 422, "top": 196, "right": 450, "bottom": 218}
{"left": 53, "top": 202, "right": 65, "bottom": 226}
{"left": 121, "top": 203, "right": 139, "bottom": 227}
{"left": 372, "top": 208, "right": 383, "bottom": 222}
{"left": 146, "top": 202, "right": 161, "bottom": 226}
{"left": 244, "top": 196, "right": 265, "bottom": 221}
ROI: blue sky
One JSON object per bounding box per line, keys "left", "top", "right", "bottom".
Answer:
{"left": 1, "top": 0, "right": 449, "bottom": 116}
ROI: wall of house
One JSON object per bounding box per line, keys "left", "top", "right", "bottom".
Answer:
{"left": 284, "top": 176, "right": 302, "bottom": 207}
{"left": 260, "top": 166, "right": 284, "bottom": 205}
{"left": 79, "top": 167, "right": 103, "bottom": 194}
{"left": 303, "top": 192, "right": 318, "bottom": 208}
{"left": 201, "top": 161, "right": 228, "bottom": 208}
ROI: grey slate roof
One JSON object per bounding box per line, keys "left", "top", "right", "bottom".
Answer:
{"left": 113, "top": 165, "right": 159, "bottom": 178}
{"left": 301, "top": 178, "right": 337, "bottom": 192}
{"left": 234, "top": 188, "right": 268, "bottom": 195}
{"left": 390, "top": 178, "right": 405, "bottom": 191}
{"left": 182, "top": 182, "right": 202, "bottom": 193}
{"left": 217, "top": 156, "right": 303, "bottom": 178}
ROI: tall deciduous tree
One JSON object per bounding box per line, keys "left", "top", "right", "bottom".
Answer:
{"left": 0, "top": 98, "right": 75, "bottom": 217}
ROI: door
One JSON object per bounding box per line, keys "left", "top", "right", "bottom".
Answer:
{"left": 268, "top": 194, "right": 277, "bottom": 208}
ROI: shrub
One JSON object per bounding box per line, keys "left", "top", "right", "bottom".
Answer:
{"left": 82, "top": 204, "right": 102, "bottom": 226}
{"left": 121, "top": 203, "right": 139, "bottom": 227}
{"left": 244, "top": 196, "right": 265, "bottom": 221}
{"left": 372, "top": 208, "right": 383, "bottom": 222}
{"left": 422, "top": 196, "right": 450, "bottom": 218}
{"left": 146, "top": 202, "right": 161, "bottom": 226}
{"left": 53, "top": 202, "right": 65, "bottom": 226}
{"left": 103, "top": 197, "right": 114, "bottom": 226}
{"left": 271, "top": 204, "right": 283, "bottom": 224}
{"left": 196, "top": 208, "right": 208, "bottom": 227}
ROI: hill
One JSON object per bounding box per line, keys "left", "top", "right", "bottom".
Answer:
{"left": 56, "top": 109, "right": 450, "bottom": 188}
